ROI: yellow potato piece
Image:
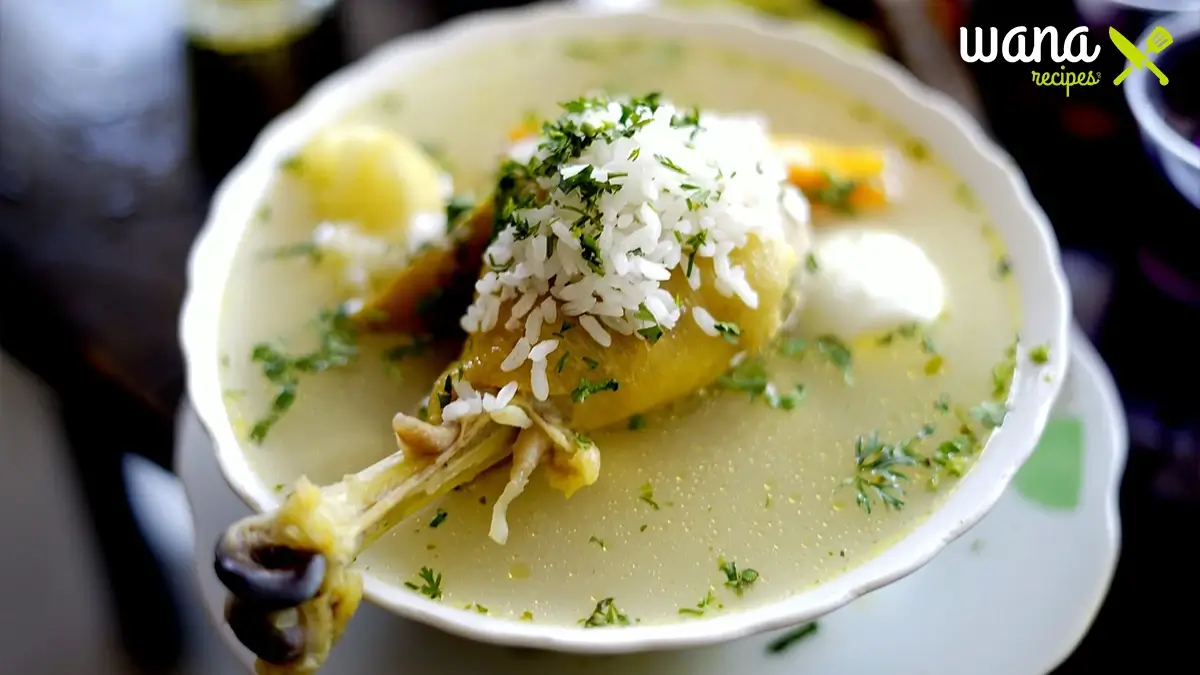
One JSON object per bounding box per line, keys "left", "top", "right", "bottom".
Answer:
{"left": 441, "top": 235, "right": 798, "bottom": 431}
{"left": 291, "top": 123, "right": 445, "bottom": 236}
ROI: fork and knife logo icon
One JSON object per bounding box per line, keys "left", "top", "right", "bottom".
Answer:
{"left": 1110, "top": 26, "right": 1173, "bottom": 86}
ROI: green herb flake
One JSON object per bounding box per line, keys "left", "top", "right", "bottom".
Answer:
{"left": 555, "top": 352, "right": 570, "bottom": 374}
{"left": 588, "top": 536, "right": 607, "bottom": 550}
{"left": 934, "top": 394, "right": 950, "bottom": 413}
{"left": 580, "top": 598, "right": 631, "bottom": 628}
{"left": 639, "top": 482, "right": 660, "bottom": 510}
{"left": 582, "top": 356, "right": 600, "bottom": 370}
{"left": 655, "top": 154, "right": 688, "bottom": 174}
{"left": 279, "top": 155, "right": 303, "bottom": 173}
{"left": 714, "top": 321, "right": 741, "bottom": 343}
{"left": 815, "top": 335, "right": 854, "bottom": 383}
{"left": 778, "top": 336, "right": 807, "bottom": 358}
{"left": 811, "top": 172, "right": 859, "bottom": 213}
{"left": 1029, "top": 344, "right": 1050, "bottom": 365}
{"left": 409, "top": 566, "right": 443, "bottom": 600}
{"left": 717, "top": 557, "right": 759, "bottom": 596}
{"left": 446, "top": 194, "right": 475, "bottom": 231}
{"left": 844, "top": 431, "right": 920, "bottom": 513}
{"left": 248, "top": 306, "right": 358, "bottom": 444}
{"left": 571, "top": 377, "right": 619, "bottom": 403}
{"left": 954, "top": 182, "right": 979, "bottom": 210}
{"left": 766, "top": 622, "right": 820, "bottom": 654}
{"left": 970, "top": 401, "right": 1009, "bottom": 429}
{"left": 991, "top": 342, "right": 1018, "bottom": 399}
{"left": 903, "top": 138, "right": 930, "bottom": 162}
{"left": 520, "top": 611, "right": 534, "bottom": 621}
{"left": 628, "top": 414, "right": 646, "bottom": 431}
{"left": 805, "top": 253, "right": 820, "bottom": 273}
{"left": 678, "top": 589, "right": 718, "bottom": 617}
{"left": 263, "top": 242, "right": 323, "bottom": 264}
{"left": 429, "top": 509, "right": 448, "bottom": 529}
{"left": 996, "top": 256, "right": 1013, "bottom": 278}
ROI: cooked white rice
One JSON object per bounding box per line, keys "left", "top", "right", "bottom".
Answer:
{"left": 453, "top": 93, "right": 805, "bottom": 407}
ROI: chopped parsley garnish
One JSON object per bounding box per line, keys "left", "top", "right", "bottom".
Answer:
{"left": 970, "top": 401, "right": 1008, "bottom": 429}
{"left": 717, "top": 557, "right": 759, "bottom": 596}
{"left": 552, "top": 321, "right": 574, "bottom": 338}
{"left": 766, "top": 622, "right": 820, "bottom": 654}
{"left": 469, "top": 603, "right": 488, "bottom": 614}
{"left": 628, "top": 414, "right": 647, "bottom": 430}
{"left": 582, "top": 356, "right": 600, "bottom": 370}
{"left": 678, "top": 589, "right": 719, "bottom": 617}
{"left": 655, "top": 154, "right": 687, "bottom": 174}
{"left": 877, "top": 322, "right": 939, "bottom": 356}
{"left": 249, "top": 307, "right": 357, "bottom": 443}
{"left": 805, "top": 253, "right": 820, "bottom": 273}
{"left": 403, "top": 566, "right": 443, "bottom": 600}
{"left": 934, "top": 394, "right": 951, "bottom": 413}
{"left": 429, "top": 509, "right": 448, "bottom": 529}
{"left": 571, "top": 377, "right": 619, "bottom": 403}
{"left": 991, "top": 340, "right": 1018, "bottom": 399}
{"left": 1029, "top": 344, "right": 1050, "bottom": 365}
{"left": 634, "top": 304, "right": 665, "bottom": 344}
{"left": 555, "top": 352, "right": 570, "bottom": 374}
{"left": 845, "top": 431, "right": 923, "bottom": 513}
{"left": 815, "top": 335, "right": 854, "bottom": 383}
{"left": 588, "top": 536, "right": 607, "bottom": 550}
{"left": 263, "top": 242, "right": 323, "bottom": 264}
{"left": 779, "top": 335, "right": 854, "bottom": 383}
{"left": 638, "top": 482, "right": 660, "bottom": 510}
{"left": 580, "top": 598, "right": 630, "bottom": 627}
{"left": 520, "top": 611, "right": 534, "bottom": 621}
{"left": 715, "top": 357, "right": 805, "bottom": 410}
{"left": 996, "top": 256, "right": 1012, "bottom": 278}
{"left": 446, "top": 194, "right": 475, "bottom": 230}
{"left": 904, "top": 138, "right": 930, "bottom": 161}
{"left": 714, "top": 321, "right": 741, "bottom": 343}
{"left": 279, "top": 155, "right": 303, "bottom": 173}
{"left": 682, "top": 229, "right": 708, "bottom": 278}
{"left": 811, "top": 172, "right": 859, "bottom": 213}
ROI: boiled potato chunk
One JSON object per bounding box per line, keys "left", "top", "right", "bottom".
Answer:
{"left": 446, "top": 234, "right": 798, "bottom": 431}
{"left": 291, "top": 123, "right": 445, "bottom": 236}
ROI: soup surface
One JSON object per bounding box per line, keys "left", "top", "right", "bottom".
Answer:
{"left": 217, "top": 36, "right": 1021, "bottom": 626}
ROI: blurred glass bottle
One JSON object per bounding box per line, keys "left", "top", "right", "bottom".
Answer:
{"left": 185, "top": 0, "right": 347, "bottom": 189}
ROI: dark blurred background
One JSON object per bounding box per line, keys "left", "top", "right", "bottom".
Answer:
{"left": 1, "top": 0, "right": 1197, "bottom": 673}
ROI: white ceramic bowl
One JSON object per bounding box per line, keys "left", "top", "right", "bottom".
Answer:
{"left": 1125, "top": 12, "right": 1200, "bottom": 209}
{"left": 181, "top": 3, "right": 1072, "bottom": 655}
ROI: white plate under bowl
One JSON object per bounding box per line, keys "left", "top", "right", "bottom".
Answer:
{"left": 179, "top": 327, "right": 1121, "bottom": 674}
{"left": 179, "top": 3, "right": 1071, "bottom": 654}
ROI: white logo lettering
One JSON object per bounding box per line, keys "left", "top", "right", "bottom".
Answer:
{"left": 1062, "top": 27, "right": 1101, "bottom": 62}
{"left": 1002, "top": 27, "right": 1036, "bottom": 63}
{"left": 961, "top": 25, "right": 1101, "bottom": 64}
{"left": 1032, "top": 27, "right": 1058, "bottom": 63}
{"left": 959, "top": 27, "right": 998, "bottom": 62}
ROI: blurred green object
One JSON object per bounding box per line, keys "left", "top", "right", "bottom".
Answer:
{"left": 664, "top": 0, "right": 882, "bottom": 52}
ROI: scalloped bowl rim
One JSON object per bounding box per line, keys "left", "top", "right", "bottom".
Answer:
{"left": 180, "top": 4, "right": 1072, "bottom": 654}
